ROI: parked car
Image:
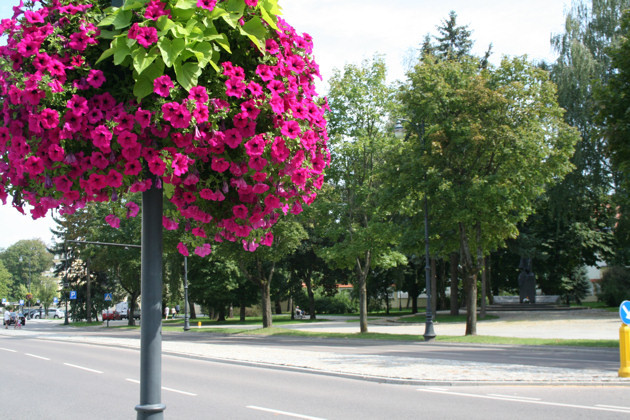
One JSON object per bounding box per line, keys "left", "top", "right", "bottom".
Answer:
{"left": 102, "top": 310, "right": 122, "bottom": 321}
{"left": 33, "top": 308, "right": 64, "bottom": 319}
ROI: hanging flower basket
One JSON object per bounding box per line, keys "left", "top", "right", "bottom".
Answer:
{"left": 0, "top": 0, "right": 329, "bottom": 256}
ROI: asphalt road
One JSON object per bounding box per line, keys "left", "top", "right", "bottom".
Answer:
{"left": 1, "top": 331, "right": 629, "bottom": 419}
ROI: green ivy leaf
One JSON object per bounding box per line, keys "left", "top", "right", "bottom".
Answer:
{"left": 113, "top": 37, "right": 132, "bottom": 65}
{"left": 95, "top": 47, "right": 115, "bottom": 65}
{"left": 240, "top": 16, "right": 267, "bottom": 52}
{"left": 112, "top": 10, "right": 133, "bottom": 30}
{"left": 174, "top": 0, "right": 197, "bottom": 9}
{"left": 156, "top": 16, "right": 176, "bottom": 33}
{"left": 133, "top": 75, "right": 154, "bottom": 100}
{"left": 122, "top": 0, "right": 146, "bottom": 10}
{"left": 214, "top": 33, "right": 231, "bottom": 53}
{"left": 163, "top": 183, "right": 175, "bottom": 200}
{"left": 174, "top": 60, "right": 203, "bottom": 91}
{"left": 158, "top": 38, "right": 186, "bottom": 68}
{"left": 260, "top": 0, "right": 279, "bottom": 30}
{"left": 98, "top": 12, "right": 118, "bottom": 28}
{"left": 132, "top": 47, "right": 158, "bottom": 75}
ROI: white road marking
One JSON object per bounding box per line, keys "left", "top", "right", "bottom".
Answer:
{"left": 596, "top": 404, "right": 630, "bottom": 410}
{"left": 487, "top": 394, "right": 541, "bottom": 401}
{"left": 64, "top": 363, "right": 103, "bottom": 374}
{"left": 417, "top": 389, "right": 630, "bottom": 414}
{"left": 246, "top": 405, "right": 327, "bottom": 420}
{"left": 126, "top": 378, "right": 197, "bottom": 396}
{"left": 161, "top": 386, "right": 197, "bottom": 396}
{"left": 25, "top": 353, "right": 50, "bottom": 361}
{"left": 0, "top": 347, "right": 17, "bottom": 352}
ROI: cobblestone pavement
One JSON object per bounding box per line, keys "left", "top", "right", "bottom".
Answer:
{"left": 2, "top": 309, "right": 628, "bottom": 386}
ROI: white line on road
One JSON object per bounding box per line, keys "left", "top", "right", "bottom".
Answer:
{"left": 0, "top": 347, "right": 17, "bottom": 352}
{"left": 126, "top": 378, "right": 197, "bottom": 396}
{"left": 596, "top": 404, "right": 630, "bottom": 410}
{"left": 246, "top": 405, "right": 327, "bottom": 420}
{"left": 25, "top": 353, "right": 50, "bottom": 361}
{"left": 161, "top": 386, "right": 197, "bottom": 396}
{"left": 64, "top": 363, "right": 103, "bottom": 374}
{"left": 417, "top": 389, "right": 630, "bottom": 414}
{"left": 487, "top": 394, "right": 541, "bottom": 401}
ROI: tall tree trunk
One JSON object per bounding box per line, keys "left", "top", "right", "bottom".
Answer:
{"left": 260, "top": 281, "right": 272, "bottom": 328}
{"left": 486, "top": 255, "right": 494, "bottom": 305}
{"left": 217, "top": 307, "right": 226, "bottom": 322}
{"left": 287, "top": 296, "right": 293, "bottom": 319}
{"left": 450, "top": 252, "right": 459, "bottom": 316}
{"left": 411, "top": 267, "right": 419, "bottom": 314}
{"left": 239, "top": 302, "right": 246, "bottom": 322}
{"left": 274, "top": 299, "right": 282, "bottom": 315}
{"left": 190, "top": 302, "right": 197, "bottom": 319}
{"left": 459, "top": 222, "right": 477, "bottom": 335}
{"left": 356, "top": 251, "right": 371, "bottom": 333}
{"left": 305, "top": 270, "right": 316, "bottom": 320}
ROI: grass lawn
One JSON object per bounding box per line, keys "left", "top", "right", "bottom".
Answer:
{"left": 172, "top": 326, "right": 618, "bottom": 347}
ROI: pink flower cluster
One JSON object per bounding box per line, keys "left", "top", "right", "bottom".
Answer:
{"left": 0, "top": 0, "right": 329, "bottom": 256}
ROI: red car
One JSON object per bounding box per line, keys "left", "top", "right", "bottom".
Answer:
{"left": 102, "top": 311, "right": 121, "bottom": 321}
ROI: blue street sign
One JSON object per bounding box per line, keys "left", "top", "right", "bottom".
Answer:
{"left": 104, "top": 293, "right": 113, "bottom": 301}
{"left": 620, "top": 301, "right": 630, "bottom": 325}
{"left": 19, "top": 299, "right": 24, "bottom": 305}
{"left": 70, "top": 291, "right": 77, "bottom": 300}
{"left": 53, "top": 297, "right": 58, "bottom": 304}
{"left": 1, "top": 298, "right": 5, "bottom": 304}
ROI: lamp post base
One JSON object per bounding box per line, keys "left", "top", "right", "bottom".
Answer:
{"left": 424, "top": 320, "right": 436, "bottom": 341}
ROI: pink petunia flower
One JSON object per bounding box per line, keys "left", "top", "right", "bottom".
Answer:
{"left": 177, "top": 242, "right": 189, "bottom": 256}
{"left": 86, "top": 69, "right": 105, "bottom": 88}
{"left": 153, "top": 75, "right": 173, "bottom": 97}
{"left": 126, "top": 201, "right": 140, "bottom": 218}
{"left": 105, "top": 214, "right": 121, "bottom": 228}
{"left": 194, "top": 243, "right": 212, "bottom": 257}
{"left": 197, "top": 0, "right": 218, "bottom": 11}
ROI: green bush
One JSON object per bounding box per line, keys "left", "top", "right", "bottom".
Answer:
{"left": 295, "top": 290, "right": 357, "bottom": 314}
{"left": 598, "top": 266, "right": 630, "bottom": 307}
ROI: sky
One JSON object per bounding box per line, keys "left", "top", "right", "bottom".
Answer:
{"left": 0, "top": 0, "right": 571, "bottom": 250}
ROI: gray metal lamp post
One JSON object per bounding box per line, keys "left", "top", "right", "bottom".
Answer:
{"left": 394, "top": 121, "right": 436, "bottom": 341}
{"left": 135, "top": 183, "right": 165, "bottom": 419}
{"left": 108, "top": 1, "right": 165, "bottom": 417}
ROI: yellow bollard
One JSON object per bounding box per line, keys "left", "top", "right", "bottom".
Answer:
{"left": 198, "top": 321, "right": 201, "bottom": 328}
{"left": 619, "top": 323, "right": 630, "bottom": 377}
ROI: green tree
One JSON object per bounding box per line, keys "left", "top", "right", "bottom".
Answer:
{"left": 514, "top": 0, "right": 629, "bottom": 295}
{"left": 0, "top": 260, "right": 12, "bottom": 301}
{"left": 400, "top": 55, "right": 579, "bottom": 334}
{"left": 318, "top": 56, "right": 406, "bottom": 333}
{"left": 233, "top": 217, "right": 307, "bottom": 328}
{"left": 433, "top": 11, "right": 473, "bottom": 60}
{"left": 0, "top": 239, "right": 54, "bottom": 303}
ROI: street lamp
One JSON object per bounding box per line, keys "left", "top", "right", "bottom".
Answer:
{"left": 394, "top": 120, "right": 436, "bottom": 341}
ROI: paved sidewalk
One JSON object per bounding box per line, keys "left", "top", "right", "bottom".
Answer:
{"left": 2, "top": 309, "right": 628, "bottom": 386}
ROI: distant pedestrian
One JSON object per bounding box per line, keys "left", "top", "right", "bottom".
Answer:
{"left": 164, "top": 306, "right": 169, "bottom": 320}
{"left": 4, "top": 308, "right": 10, "bottom": 329}
{"left": 175, "top": 304, "right": 180, "bottom": 316}
{"left": 171, "top": 307, "right": 176, "bottom": 318}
